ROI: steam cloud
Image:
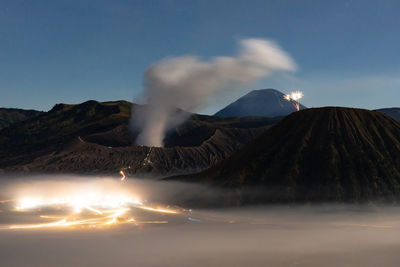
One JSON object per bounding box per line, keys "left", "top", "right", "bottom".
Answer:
{"left": 132, "top": 38, "right": 297, "bottom": 147}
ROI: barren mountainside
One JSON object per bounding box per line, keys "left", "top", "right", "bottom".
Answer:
{"left": 174, "top": 107, "right": 400, "bottom": 203}
{"left": 0, "top": 100, "right": 279, "bottom": 176}
{"left": 0, "top": 108, "right": 43, "bottom": 130}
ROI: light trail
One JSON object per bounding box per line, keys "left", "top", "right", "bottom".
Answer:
{"left": 86, "top": 206, "right": 104, "bottom": 215}
{"left": 137, "top": 206, "right": 179, "bottom": 214}
{"left": 120, "top": 170, "right": 126, "bottom": 181}
{"left": 283, "top": 90, "right": 304, "bottom": 111}
{"left": 0, "top": 191, "right": 184, "bottom": 230}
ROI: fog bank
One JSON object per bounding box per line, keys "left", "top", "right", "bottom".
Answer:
{"left": 0, "top": 176, "right": 399, "bottom": 267}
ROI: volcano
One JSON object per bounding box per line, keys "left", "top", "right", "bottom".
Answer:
{"left": 0, "top": 100, "right": 280, "bottom": 176}
{"left": 173, "top": 107, "right": 400, "bottom": 203}
{"left": 214, "top": 88, "right": 307, "bottom": 117}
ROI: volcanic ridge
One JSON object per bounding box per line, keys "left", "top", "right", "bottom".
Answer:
{"left": 0, "top": 100, "right": 279, "bottom": 176}
{"left": 172, "top": 107, "right": 400, "bottom": 203}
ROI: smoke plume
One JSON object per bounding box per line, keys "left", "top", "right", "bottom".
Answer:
{"left": 132, "top": 38, "right": 297, "bottom": 147}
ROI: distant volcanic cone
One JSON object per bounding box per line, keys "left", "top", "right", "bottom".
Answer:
{"left": 175, "top": 107, "right": 400, "bottom": 203}
{"left": 214, "top": 88, "right": 306, "bottom": 118}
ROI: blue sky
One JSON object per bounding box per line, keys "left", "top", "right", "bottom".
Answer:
{"left": 0, "top": 0, "right": 399, "bottom": 113}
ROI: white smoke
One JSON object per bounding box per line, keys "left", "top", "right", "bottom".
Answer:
{"left": 132, "top": 38, "right": 297, "bottom": 147}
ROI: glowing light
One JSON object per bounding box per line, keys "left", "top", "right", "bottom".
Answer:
{"left": 138, "top": 206, "right": 179, "bottom": 214}
{"left": 143, "top": 147, "right": 153, "bottom": 166}
{"left": 283, "top": 90, "right": 304, "bottom": 111}
{"left": 120, "top": 170, "right": 126, "bottom": 181}
{"left": 1, "top": 191, "right": 184, "bottom": 230}
{"left": 86, "top": 206, "right": 103, "bottom": 215}
{"left": 15, "top": 194, "right": 142, "bottom": 211}
{"left": 284, "top": 91, "right": 303, "bottom": 101}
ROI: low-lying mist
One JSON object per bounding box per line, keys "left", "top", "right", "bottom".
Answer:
{"left": 1, "top": 175, "right": 400, "bottom": 267}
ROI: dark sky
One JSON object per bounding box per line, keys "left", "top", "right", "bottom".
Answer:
{"left": 1, "top": 0, "right": 399, "bottom": 112}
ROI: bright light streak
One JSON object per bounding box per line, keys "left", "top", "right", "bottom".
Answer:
{"left": 283, "top": 90, "right": 304, "bottom": 111}
{"left": 15, "top": 194, "right": 142, "bottom": 211}
{"left": 7, "top": 207, "right": 132, "bottom": 229}
{"left": 1, "top": 190, "right": 184, "bottom": 229}
{"left": 138, "top": 206, "right": 179, "bottom": 214}
{"left": 120, "top": 170, "right": 126, "bottom": 181}
{"left": 86, "top": 206, "right": 103, "bottom": 215}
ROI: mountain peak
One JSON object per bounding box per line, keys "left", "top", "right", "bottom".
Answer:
{"left": 175, "top": 107, "right": 400, "bottom": 203}
{"left": 247, "top": 88, "right": 282, "bottom": 94}
{"left": 214, "top": 88, "right": 306, "bottom": 117}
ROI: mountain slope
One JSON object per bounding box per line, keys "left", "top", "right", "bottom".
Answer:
{"left": 0, "top": 100, "right": 133, "bottom": 159}
{"left": 0, "top": 100, "right": 280, "bottom": 176}
{"left": 0, "top": 108, "right": 43, "bottom": 130}
{"left": 174, "top": 107, "right": 400, "bottom": 203}
{"left": 376, "top": 108, "right": 400, "bottom": 122}
{"left": 214, "top": 89, "right": 306, "bottom": 117}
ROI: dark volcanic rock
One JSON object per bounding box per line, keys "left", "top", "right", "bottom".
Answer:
{"left": 0, "top": 100, "right": 279, "bottom": 176}
{"left": 0, "top": 108, "right": 43, "bottom": 130}
{"left": 8, "top": 127, "right": 267, "bottom": 176}
{"left": 214, "top": 88, "right": 306, "bottom": 117}
{"left": 173, "top": 107, "right": 400, "bottom": 203}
